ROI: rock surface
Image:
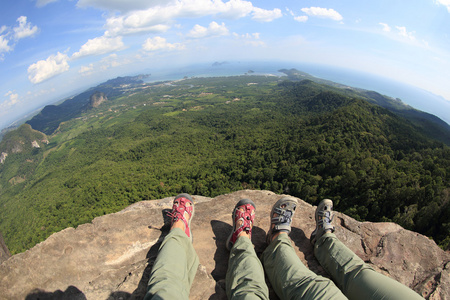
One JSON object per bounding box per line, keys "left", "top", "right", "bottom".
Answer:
{"left": 0, "top": 152, "right": 7, "bottom": 164}
{"left": 0, "top": 232, "right": 11, "bottom": 263}
{"left": 89, "top": 92, "right": 108, "bottom": 108}
{"left": 1, "top": 190, "right": 448, "bottom": 299}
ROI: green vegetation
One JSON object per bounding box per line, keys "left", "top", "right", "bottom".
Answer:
{"left": 1, "top": 75, "right": 449, "bottom": 254}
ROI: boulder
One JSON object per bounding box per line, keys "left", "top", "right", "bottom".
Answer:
{"left": 1, "top": 190, "right": 448, "bottom": 299}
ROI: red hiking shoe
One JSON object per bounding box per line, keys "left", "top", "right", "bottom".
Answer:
{"left": 226, "top": 199, "right": 256, "bottom": 251}
{"left": 168, "top": 193, "right": 195, "bottom": 242}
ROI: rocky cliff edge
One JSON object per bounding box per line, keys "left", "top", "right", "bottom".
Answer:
{"left": 1, "top": 190, "right": 448, "bottom": 299}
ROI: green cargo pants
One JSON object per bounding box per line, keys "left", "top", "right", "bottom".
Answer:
{"left": 314, "top": 232, "right": 424, "bottom": 300}
{"left": 225, "top": 234, "right": 344, "bottom": 300}
{"left": 145, "top": 228, "right": 199, "bottom": 300}
{"left": 226, "top": 236, "right": 270, "bottom": 300}
{"left": 145, "top": 230, "right": 423, "bottom": 300}
{"left": 261, "top": 234, "right": 346, "bottom": 300}
{"left": 227, "top": 233, "right": 424, "bottom": 300}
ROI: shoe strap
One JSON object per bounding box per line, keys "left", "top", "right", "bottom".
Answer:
{"left": 168, "top": 197, "right": 193, "bottom": 237}
{"left": 271, "top": 207, "right": 294, "bottom": 231}
{"left": 317, "top": 210, "right": 335, "bottom": 231}
{"left": 230, "top": 203, "right": 255, "bottom": 245}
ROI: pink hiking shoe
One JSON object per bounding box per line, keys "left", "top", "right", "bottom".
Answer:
{"left": 226, "top": 199, "right": 256, "bottom": 251}
{"left": 167, "top": 193, "right": 195, "bottom": 242}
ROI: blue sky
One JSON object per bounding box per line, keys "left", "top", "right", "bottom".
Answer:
{"left": 1, "top": 0, "right": 450, "bottom": 130}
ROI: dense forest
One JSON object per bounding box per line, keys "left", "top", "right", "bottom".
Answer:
{"left": 0, "top": 75, "right": 449, "bottom": 254}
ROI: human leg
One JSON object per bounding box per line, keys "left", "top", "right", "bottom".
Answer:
{"left": 145, "top": 194, "right": 199, "bottom": 300}
{"left": 262, "top": 197, "right": 347, "bottom": 300}
{"left": 314, "top": 233, "right": 424, "bottom": 300}
{"left": 312, "top": 199, "right": 424, "bottom": 300}
{"left": 225, "top": 199, "right": 269, "bottom": 300}
{"left": 145, "top": 228, "right": 199, "bottom": 300}
{"left": 226, "top": 236, "right": 269, "bottom": 300}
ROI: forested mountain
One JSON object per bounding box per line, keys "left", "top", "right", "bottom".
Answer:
{"left": 26, "top": 75, "right": 150, "bottom": 134}
{"left": 279, "top": 69, "right": 450, "bottom": 145}
{"left": 1, "top": 75, "right": 449, "bottom": 254}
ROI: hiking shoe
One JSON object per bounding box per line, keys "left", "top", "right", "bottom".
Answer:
{"left": 226, "top": 199, "right": 256, "bottom": 251}
{"left": 167, "top": 193, "right": 195, "bottom": 242}
{"left": 310, "top": 199, "right": 335, "bottom": 245}
{"left": 266, "top": 197, "right": 298, "bottom": 244}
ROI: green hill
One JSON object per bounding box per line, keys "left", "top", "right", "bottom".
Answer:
{"left": 1, "top": 75, "right": 449, "bottom": 254}
{"left": 26, "top": 75, "right": 149, "bottom": 135}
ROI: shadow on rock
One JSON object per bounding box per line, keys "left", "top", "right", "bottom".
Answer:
{"left": 25, "top": 285, "right": 86, "bottom": 300}
{"left": 210, "top": 220, "right": 232, "bottom": 282}
{"left": 209, "top": 220, "right": 231, "bottom": 300}
{"left": 290, "top": 227, "right": 326, "bottom": 275}
{"left": 108, "top": 209, "right": 171, "bottom": 300}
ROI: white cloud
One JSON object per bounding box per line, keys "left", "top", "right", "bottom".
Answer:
{"left": 301, "top": 7, "right": 343, "bottom": 21}
{"left": 78, "top": 54, "right": 132, "bottom": 76}
{"left": 0, "top": 17, "right": 39, "bottom": 60}
{"left": 105, "top": 14, "right": 170, "bottom": 36}
{"left": 72, "top": 36, "right": 125, "bottom": 59}
{"left": 13, "top": 16, "right": 39, "bottom": 40}
{"left": 35, "top": 0, "right": 58, "bottom": 7}
{"left": 286, "top": 8, "right": 294, "bottom": 16}
{"left": 396, "top": 26, "right": 416, "bottom": 41}
{"left": 3, "top": 91, "right": 19, "bottom": 107}
{"left": 103, "top": 0, "right": 280, "bottom": 37}
{"left": 99, "top": 53, "right": 130, "bottom": 70}
{"left": 435, "top": 0, "right": 450, "bottom": 12}
{"left": 27, "top": 52, "right": 70, "bottom": 84}
{"left": 252, "top": 7, "right": 282, "bottom": 22}
{"left": 0, "top": 35, "right": 11, "bottom": 56}
{"left": 142, "top": 36, "right": 185, "bottom": 51}
{"left": 379, "top": 22, "right": 391, "bottom": 32}
{"left": 378, "top": 23, "right": 427, "bottom": 47}
{"left": 79, "top": 63, "right": 94, "bottom": 74}
{"left": 232, "top": 32, "right": 265, "bottom": 46}
{"left": 77, "top": 0, "right": 170, "bottom": 13}
{"left": 294, "top": 16, "right": 308, "bottom": 23}
{"left": 187, "top": 21, "right": 229, "bottom": 39}
{"left": 211, "top": 0, "right": 254, "bottom": 19}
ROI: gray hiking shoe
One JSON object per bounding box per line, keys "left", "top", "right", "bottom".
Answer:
{"left": 266, "top": 197, "right": 298, "bottom": 244}
{"left": 310, "top": 199, "right": 335, "bottom": 245}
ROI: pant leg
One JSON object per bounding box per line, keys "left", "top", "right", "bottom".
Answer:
{"left": 145, "top": 228, "right": 199, "bottom": 300}
{"left": 226, "top": 236, "right": 270, "bottom": 300}
{"left": 314, "top": 232, "right": 424, "bottom": 300}
{"left": 261, "top": 234, "right": 347, "bottom": 300}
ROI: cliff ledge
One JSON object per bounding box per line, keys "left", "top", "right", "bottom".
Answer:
{"left": 1, "top": 190, "right": 448, "bottom": 299}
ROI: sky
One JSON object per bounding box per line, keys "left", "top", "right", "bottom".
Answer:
{"left": 1, "top": 0, "right": 450, "bottom": 130}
